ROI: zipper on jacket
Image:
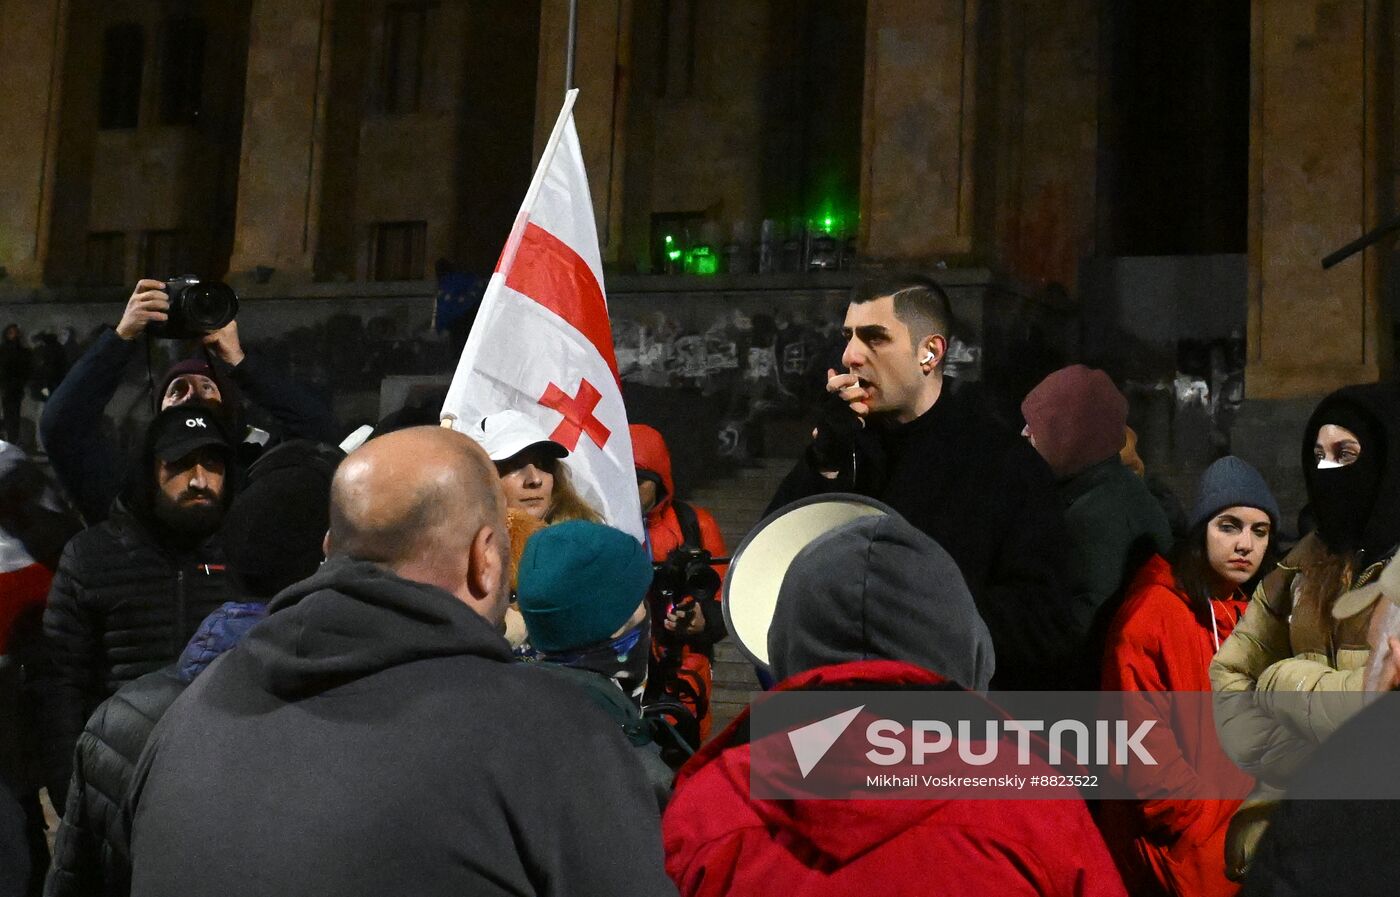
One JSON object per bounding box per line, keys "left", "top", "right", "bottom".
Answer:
{"left": 175, "top": 569, "right": 187, "bottom": 656}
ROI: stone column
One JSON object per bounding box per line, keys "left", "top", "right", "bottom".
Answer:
{"left": 534, "top": 0, "right": 631, "bottom": 263}
{"left": 859, "top": 0, "right": 979, "bottom": 261}
{"left": 0, "top": 0, "right": 68, "bottom": 290}
{"left": 1246, "top": 0, "right": 1384, "bottom": 398}
{"left": 227, "top": 0, "right": 334, "bottom": 285}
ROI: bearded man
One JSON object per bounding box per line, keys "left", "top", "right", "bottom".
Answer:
{"left": 34, "top": 405, "right": 236, "bottom": 808}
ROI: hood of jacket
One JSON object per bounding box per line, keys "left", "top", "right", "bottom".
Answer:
{"left": 1021, "top": 365, "right": 1128, "bottom": 480}
{"left": 241, "top": 556, "right": 513, "bottom": 699}
{"left": 767, "top": 509, "right": 995, "bottom": 691}
{"left": 673, "top": 660, "right": 959, "bottom": 862}
{"left": 115, "top": 412, "right": 241, "bottom": 543}
{"left": 176, "top": 601, "right": 268, "bottom": 683}
{"left": 630, "top": 423, "right": 675, "bottom": 522}
{"left": 1125, "top": 553, "right": 1191, "bottom": 612}
{"left": 1302, "top": 382, "right": 1400, "bottom": 556}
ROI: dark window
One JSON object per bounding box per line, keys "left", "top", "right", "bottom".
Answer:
{"left": 100, "top": 23, "right": 144, "bottom": 129}
{"left": 381, "top": 3, "right": 432, "bottom": 114}
{"left": 141, "top": 230, "right": 190, "bottom": 278}
{"left": 84, "top": 232, "right": 126, "bottom": 286}
{"left": 159, "top": 17, "right": 206, "bottom": 125}
{"left": 1102, "top": 0, "right": 1249, "bottom": 255}
{"left": 372, "top": 222, "right": 427, "bottom": 281}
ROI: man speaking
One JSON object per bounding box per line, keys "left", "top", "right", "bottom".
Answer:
{"left": 767, "top": 275, "right": 1073, "bottom": 689}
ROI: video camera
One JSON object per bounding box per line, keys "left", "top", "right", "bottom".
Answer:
{"left": 147, "top": 276, "right": 239, "bottom": 340}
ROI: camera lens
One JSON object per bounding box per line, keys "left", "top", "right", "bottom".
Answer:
{"left": 181, "top": 282, "right": 238, "bottom": 333}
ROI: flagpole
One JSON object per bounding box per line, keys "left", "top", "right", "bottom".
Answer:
{"left": 565, "top": 0, "right": 578, "bottom": 92}
{"left": 440, "top": 88, "right": 580, "bottom": 432}
{"left": 498, "top": 88, "right": 579, "bottom": 275}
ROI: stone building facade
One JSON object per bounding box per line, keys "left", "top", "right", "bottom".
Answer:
{"left": 0, "top": 0, "right": 1394, "bottom": 423}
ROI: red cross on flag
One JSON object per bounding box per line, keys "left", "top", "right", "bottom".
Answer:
{"left": 441, "top": 89, "right": 643, "bottom": 541}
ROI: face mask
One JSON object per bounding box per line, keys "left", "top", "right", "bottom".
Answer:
{"left": 1305, "top": 403, "right": 1389, "bottom": 554}
{"left": 540, "top": 619, "right": 651, "bottom": 703}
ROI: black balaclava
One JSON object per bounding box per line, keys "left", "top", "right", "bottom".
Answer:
{"left": 1303, "top": 385, "right": 1400, "bottom": 558}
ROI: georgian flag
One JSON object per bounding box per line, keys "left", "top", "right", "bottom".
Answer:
{"left": 441, "top": 90, "right": 643, "bottom": 541}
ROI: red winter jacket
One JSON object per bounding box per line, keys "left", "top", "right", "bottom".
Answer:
{"left": 663, "top": 659, "right": 1127, "bottom": 897}
{"left": 631, "top": 424, "right": 728, "bottom": 740}
{"left": 1099, "top": 555, "right": 1253, "bottom": 897}
{"left": 630, "top": 424, "right": 728, "bottom": 572}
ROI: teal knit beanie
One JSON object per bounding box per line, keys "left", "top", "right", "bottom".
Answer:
{"left": 516, "top": 520, "right": 653, "bottom": 653}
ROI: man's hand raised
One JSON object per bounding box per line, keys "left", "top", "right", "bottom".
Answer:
{"left": 115, "top": 280, "right": 169, "bottom": 340}
{"left": 201, "top": 320, "right": 245, "bottom": 366}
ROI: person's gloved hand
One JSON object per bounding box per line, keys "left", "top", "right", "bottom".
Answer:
{"left": 808, "top": 388, "right": 865, "bottom": 476}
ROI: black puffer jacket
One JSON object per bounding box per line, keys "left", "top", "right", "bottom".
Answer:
{"left": 45, "top": 602, "right": 264, "bottom": 897}
{"left": 43, "top": 668, "right": 181, "bottom": 897}
{"left": 32, "top": 504, "right": 227, "bottom": 809}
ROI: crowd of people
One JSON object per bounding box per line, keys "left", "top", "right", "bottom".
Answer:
{"left": 0, "top": 324, "right": 79, "bottom": 450}
{"left": 0, "top": 275, "right": 1396, "bottom": 895}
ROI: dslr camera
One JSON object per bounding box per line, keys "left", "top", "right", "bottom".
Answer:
{"left": 651, "top": 546, "right": 723, "bottom": 627}
{"left": 147, "top": 276, "right": 239, "bottom": 340}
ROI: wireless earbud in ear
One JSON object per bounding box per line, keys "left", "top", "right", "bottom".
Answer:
{"left": 921, "top": 351, "right": 936, "bottom": 365}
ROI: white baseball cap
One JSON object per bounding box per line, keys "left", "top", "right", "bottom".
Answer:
{"left": 468, "top": 410, "right": 569, "bottom": 462}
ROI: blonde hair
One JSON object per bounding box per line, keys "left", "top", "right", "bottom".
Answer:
{"left": 545, "top": 460, "right": 603, "bottom": 524}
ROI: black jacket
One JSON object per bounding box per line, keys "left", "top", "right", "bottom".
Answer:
{"left": 768, "top": 385, "right": 1074, "bottom": 690}
{"left": 0, "top": 339, "right": 31, "bottom": 394}
{"left": 45, "top": 601, "right": 263, "bottom": 897}
{"left": 32, "top": 505, "right": 227, "bottom": 809}
{"left": 44, "top": 668, "right": 181, "bottom": 897}
{"left": 0, "top": 779, "right": 27, "bottom": 897}
{"left": 126, "top": 558, "right": 676, "bottom": 897}
{"left": 40, "top": 329, "right": 340, "bottom": 524}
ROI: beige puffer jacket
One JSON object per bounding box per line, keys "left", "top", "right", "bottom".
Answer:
{"left": 1209, "top": 532, "right": 1384, "bottom": 879}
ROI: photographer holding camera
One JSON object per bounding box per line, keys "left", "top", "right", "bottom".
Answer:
{"left": 41, "top": 278, "right": 341, "bottom": 524}
{"left": 630, "top": 425, "right": 728, "bottom": 747}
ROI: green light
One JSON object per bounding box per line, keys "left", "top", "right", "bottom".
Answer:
{"left": 666, "top": 249, "right": 682, "bottom": 262}
{"left": 664, "top": 234, "right": 675, "bottom": 245}
{"left": 684, "top": 245, "right": 718, "bottom": 275}
{"left": 823, "top": 216, "right": 835, "bottom": 232}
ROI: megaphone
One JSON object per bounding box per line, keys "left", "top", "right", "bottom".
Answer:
{"left": 722, "top": 493, "right": 894, "bottom": 672}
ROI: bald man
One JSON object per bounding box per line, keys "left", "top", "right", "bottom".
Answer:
{"left": 123, "top": 428, "right": 675, "bottom": 897}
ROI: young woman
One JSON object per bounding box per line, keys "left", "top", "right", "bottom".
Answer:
{"left": 1210, "top": 382, "right": 1400, "bottom": 880}
{"left": 1101, "top": 455, "right": 1279, "bottom": 897}
{"left": 469, "top": 410, "right": 601, "bottom": 524}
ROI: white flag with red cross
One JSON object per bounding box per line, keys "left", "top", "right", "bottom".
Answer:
{"left": 441, "top": 89, "right": 643, "bottom": 541}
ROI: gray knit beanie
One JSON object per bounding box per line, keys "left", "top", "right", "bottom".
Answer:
{"left": 1190, "top": 456, "right": 1280, "bottom": 530}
